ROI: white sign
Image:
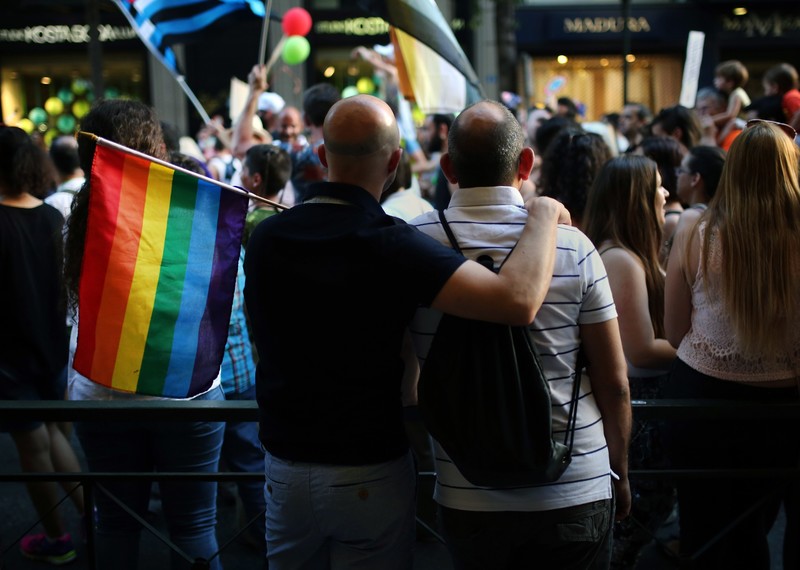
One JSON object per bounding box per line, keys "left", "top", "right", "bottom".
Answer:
{"left": 679, "top": 31, "right": 705, "bottom": 108}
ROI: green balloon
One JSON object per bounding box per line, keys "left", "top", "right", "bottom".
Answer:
{"left": 28, "top": 107, "right": 47, "bottom": 125}
{"left": 281, "top": 36, "right": 310, "bottom": 66}
{"left": 342, "top": 86, "right": 359, "bottom": 99}
{"left": 104, "top": 87, "right": 119, "bottom": 99}
{"left": 72, "top": 78, "right": 89, "bottom": 95}
{"left": 44, "top": 129, "right": 59, "bottom": 146}
{"left": 58, "top": 88, "right": 74, "bottom": 104}
{"left": 56, "top": 114, "right": 77, "bottom": 134}
{"left": 72, "top": 100, "right": 91, "bottom": 119}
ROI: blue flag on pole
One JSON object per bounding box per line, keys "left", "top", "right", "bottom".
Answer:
{"left": 112, "top": 0, "right": 268, "bottom": 73}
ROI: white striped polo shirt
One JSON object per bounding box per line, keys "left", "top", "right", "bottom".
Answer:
{"left": 410, "top": 185, "right": 617, "bottom": 512}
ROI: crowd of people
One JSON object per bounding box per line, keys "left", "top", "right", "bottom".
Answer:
{"left": 2, "top": 55, "right": 800, "bottom": 570}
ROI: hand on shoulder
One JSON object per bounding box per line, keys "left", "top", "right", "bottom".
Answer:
{"left": 525, "top": 196, "right": 571, "bottom": 225}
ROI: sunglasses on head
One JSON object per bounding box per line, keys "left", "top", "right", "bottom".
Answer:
{"left": 745, "top": 119, "right": 797, "bottom": 140}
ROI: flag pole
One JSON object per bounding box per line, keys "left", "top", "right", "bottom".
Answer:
{"left": 264, "top": 35, "right": 287, "bottom": 77}
{"left": 112, "top": 0, "right": 218, "bottom": 129}
{"left": 176, "top": 75, "right": 213, "bottom": 126}
{"left": 258, "top": 0, "right": 274, "bottom": 67}
{"left": 78, "top": 132, "right": 288, "bottom": 210}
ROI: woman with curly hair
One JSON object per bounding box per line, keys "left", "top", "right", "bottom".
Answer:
{"left": 584, "top": 155, "right": 676, "bottom": 568}
{"left": 64, "top": 100, "right": 226, "bottom": 570}
{"left": 665, "top": 120, "right": 800, "bottom": 568}
{"left": 0, "top": 126, "right": 85, "bottom": 565}
{"left": 538, "top": 128, "right": 611, "bottom": 229}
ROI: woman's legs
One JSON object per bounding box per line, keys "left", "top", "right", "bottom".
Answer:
{"left": 76, "top": 421, "right": 151, "bottom": 570}
{"left": 47, "top": 422, "right": 85, "bottom": 515}
{"left": 10, "top": 425, "right": 69, "bottom": 538}
{"left": 155, "top": 386, "right": 226, "bottom": 570}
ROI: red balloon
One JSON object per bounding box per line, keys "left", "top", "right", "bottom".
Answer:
{"left": 282, "top": 7, "right": 312, "bottom": 37}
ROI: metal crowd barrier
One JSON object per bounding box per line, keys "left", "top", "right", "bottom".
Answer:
{"left": 1, "top": 399, "right": 799, "bottom": 568}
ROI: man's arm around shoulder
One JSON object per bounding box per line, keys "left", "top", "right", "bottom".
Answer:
{"left": 431, "top": 196, "right": 569, "bottom": 326}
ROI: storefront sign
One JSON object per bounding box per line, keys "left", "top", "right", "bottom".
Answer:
{"left": 563, "top": 17, "right": 651, "bottom": 34}
{"left": 0, "top": 24, "right": 136, "bottom": 45}
{"left": 315, "top": 17, "right": 389, "bottom": 37}
{"left": 721, "top": 13, "right": 800, "bottom": 38}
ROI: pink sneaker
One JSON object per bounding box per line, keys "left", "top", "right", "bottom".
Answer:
{"left": 20, "top": 533, "right": 77, "bottom": 566}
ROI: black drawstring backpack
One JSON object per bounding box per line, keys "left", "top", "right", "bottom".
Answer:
{"left": 417, "top": 210, "right": 582, "bottom": 487}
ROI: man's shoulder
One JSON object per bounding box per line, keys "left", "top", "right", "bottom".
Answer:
{"left": 556, "top": 224, "right": 595, "bottom": 252}
{"left": 408, "top": 209, "right": 439, "bottom": 231}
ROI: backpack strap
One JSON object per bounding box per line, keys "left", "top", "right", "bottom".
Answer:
{"left": 438, "top": 210, "right": 462, "bottom": 255}
{"left": 564, "top": 350, "right": 586, "bottom": 452}
{"left": 440, "top": 210, "right": 583, "bottom": 453}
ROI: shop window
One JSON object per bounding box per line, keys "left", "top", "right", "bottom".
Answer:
{"left": 526, "top": 54, "right": 682, "bottom": 120}
{"left": 1, "top": 53, "right": 145, "bottom": 144}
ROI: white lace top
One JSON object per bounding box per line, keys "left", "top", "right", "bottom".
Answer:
{"left": 677, "top": 224, "right": 800, "bottom": 382}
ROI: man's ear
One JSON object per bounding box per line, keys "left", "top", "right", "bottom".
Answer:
{"left": 517, "top": 147, "right": 535, "bottom": 182}
{"left": 252, "top": 172, "right": 263, "bottom": 190}
{"left": 387, "top": 147, "right": 402, "bottom": 175}
{"left": 318, "top": 144, "right": 328, "bottom": 168}
{"left": 440, "top": 152, "right": 458, "bottom": 184}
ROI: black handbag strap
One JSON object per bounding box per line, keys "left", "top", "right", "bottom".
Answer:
{"left": 438, "top": 209, "right": 582, "bottom": 453}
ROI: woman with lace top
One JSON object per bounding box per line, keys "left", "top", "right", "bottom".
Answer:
{"left": 664, "top": 120, "right": 800, "bottom": 568}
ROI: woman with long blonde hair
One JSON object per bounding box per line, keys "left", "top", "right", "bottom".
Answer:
{"left": 664, "top": 120, "right": 800, "bottom": 568}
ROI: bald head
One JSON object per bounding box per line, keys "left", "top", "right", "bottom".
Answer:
{"left": 446, "top": 100, "right": 526, "bottom": 188}
{"left": 323, "top": 95, "right": 400, "bottom": 157}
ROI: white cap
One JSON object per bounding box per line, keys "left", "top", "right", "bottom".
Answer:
{"left": 257, "top": 92, "right": 285, "bottom": 114}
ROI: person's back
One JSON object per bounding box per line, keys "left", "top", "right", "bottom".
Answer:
{"left": 712, "top": 59, "right": 750, "bottom": 127}
{"left": 410, "top": 100, "right": 630, "bottom": 570}
{"left": 537, "top": 127, "right": 611, "bottom": 229}
{"left": 763, "top": 62, "right": 800, "bottom": 129}
{"left": 45, "top": 135, "right": 84, "bottom": 220}
{"left": 239, "top": 144, "right": 292, "bottom": 246}
{"left": 64, "top": 99, "right": 226, "bottom": 570}
{"left": 650, "top": 105, "right": 702, "bottom": 155}
{"left": 245, "top": 94, "right": 570, "bottom": 569}
{"left": 0, "top": 126, "right": 86, "bottom": 566}
{"left": 664, "top": 118, "right": 800, "bottom": 570}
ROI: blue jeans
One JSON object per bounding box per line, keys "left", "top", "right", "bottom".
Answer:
{"left": 76, "top": 386, "right": 225, "bottom": 570}
{"left": 264, "top": 450, "right": 416, "bottom": 570}
{"left": 221, "top": 386, "right": 266, "bottom": 542}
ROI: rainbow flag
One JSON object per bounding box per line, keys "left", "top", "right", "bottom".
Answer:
{"left": 73, "top": 141, "right": 248, "bottom": 398}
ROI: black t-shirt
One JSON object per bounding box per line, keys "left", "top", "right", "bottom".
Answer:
{"left": 0, "top": 203, "right": 67, "bottom": 400}
{"left": 244, "top": 182, "right": 465, "bottom": 465}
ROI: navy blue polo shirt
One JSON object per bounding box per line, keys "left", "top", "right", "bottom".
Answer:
{"left": 244, "top": 182, "right": 465, "bottom": 465}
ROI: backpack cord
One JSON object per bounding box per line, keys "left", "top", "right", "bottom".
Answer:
{"left": 438, "top": 209, "right": 583, "bottom": 454}
{"left": 564, "top": 350, "right": 585, "bottom": 452}
{"left": 438, "top": 210, "right": 462, "bottom": 254}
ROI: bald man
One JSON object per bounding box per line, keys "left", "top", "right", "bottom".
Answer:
{"left": 410, "top": 100, "right": 631, "bottom": 569}
{"left": 243, "top": 95, "right": 569, "bottom": 569}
